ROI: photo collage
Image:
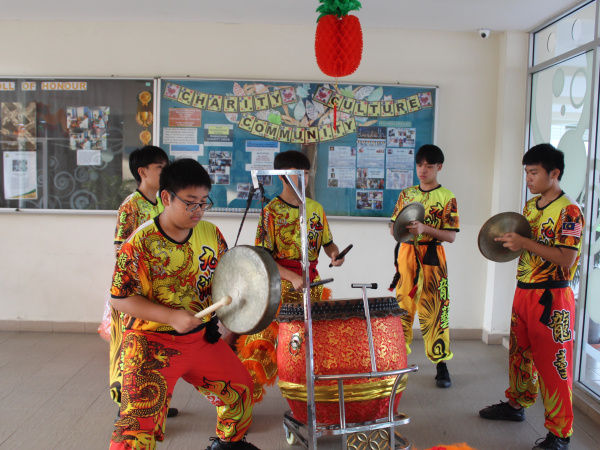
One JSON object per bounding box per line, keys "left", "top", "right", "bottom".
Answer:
{"left": 328, "top": 126, "right": 416, "bottom": 211}
{"left": 208, "top": 150, "right": 232, "bottom": 185}
{"left": 67, "top": 106, "right": 110, "bottom": 152}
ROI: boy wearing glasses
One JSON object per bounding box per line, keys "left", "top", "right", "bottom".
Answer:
{"left": 109, "top": 159, "right": 258, "bottom": 450}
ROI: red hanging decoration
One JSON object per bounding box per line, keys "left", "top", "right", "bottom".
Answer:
{"left": 315, "top": 14, "right": 363, "bottom": 78}
{"left": 333, "top": 102, "right": 337, "bottom": 128}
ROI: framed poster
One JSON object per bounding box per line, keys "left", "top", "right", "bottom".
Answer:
{"left": 0, "top": 78, "right": 154, "bottom": 210}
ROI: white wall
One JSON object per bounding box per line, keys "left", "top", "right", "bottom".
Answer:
{"left": 0, "top": 21, "right": 528, "bottom": 335}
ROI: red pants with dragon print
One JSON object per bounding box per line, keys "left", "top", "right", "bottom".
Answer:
{"left": 110, "top": 328, "right": 254, "bottom": 449}
{"left": 506, "top": 287, "right": 574, "bottom": 438}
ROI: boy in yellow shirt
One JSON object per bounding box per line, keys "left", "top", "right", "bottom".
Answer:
{"left": 390, "top": 144, "right": 459, "bottom": 388}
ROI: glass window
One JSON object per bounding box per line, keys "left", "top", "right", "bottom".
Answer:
{"left": 533, "top": 1, "right": 596, "bottom": 66}
{"left": 580, "top": 160, "right": 600, "bottom": 395}
{"left": 529, "top": 51, "right": 600, "bottom": 396}
{"left": 529, "top": 52, "right": 591, "bottom": 205}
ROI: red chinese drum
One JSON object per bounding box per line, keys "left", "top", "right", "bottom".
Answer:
{"left": 276, "top": 297, "right": 408, "bottom": 425}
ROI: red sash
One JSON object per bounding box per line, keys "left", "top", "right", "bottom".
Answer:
{"left": 276, "top": 258, "right": 319, "bottom": 283}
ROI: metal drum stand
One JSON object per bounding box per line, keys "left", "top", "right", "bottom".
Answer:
{"left": 251, "top": 169, "right": 417, "bottom": 449}
{"left": 282, "top": 283, "right": 418, "bottom": 450}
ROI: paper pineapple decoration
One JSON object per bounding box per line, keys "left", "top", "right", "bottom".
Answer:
{"left": 315, "top": 0, "right": 363, "bottom": 78}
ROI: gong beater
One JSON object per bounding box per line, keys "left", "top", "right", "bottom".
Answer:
{"left": 478, "top": 212, "right": 532, "bottom": 262}
{"left": 392, "top": 202, "right": 426, "bottom": 243}
{"left": 194, "top": 245, "right": 281, "bottom": 335}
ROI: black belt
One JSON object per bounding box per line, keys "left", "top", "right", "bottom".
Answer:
{"left": 517, "top": 280, "right": 570, "bottom": 325}
{"left": 162, "top": 314, "right": 221, "bottom": 343}
{"left": 517, "top": 280, "right": 569, "bottom": 290}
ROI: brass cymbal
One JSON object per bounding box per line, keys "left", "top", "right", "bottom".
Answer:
{"left": 393, "top": 202, "right": 426, "bottom": 243}
{"left": 478, "top": 212, "right": 532, "bottom": 262}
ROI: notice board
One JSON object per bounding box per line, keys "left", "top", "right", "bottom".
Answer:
{"left": 0, "top": 77, "right": 154, "bottom": 210}
{"left": 158, "top": 79, "right": 436, "bottom": 217}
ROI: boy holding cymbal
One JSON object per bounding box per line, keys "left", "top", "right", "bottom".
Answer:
{"left": 390, "top": 144, "right": 459, "bottom": 388}
{"left": 479, "top": 144, "right": 583, "bottom": 450}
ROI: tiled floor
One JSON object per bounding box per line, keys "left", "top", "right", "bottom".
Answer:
{"left": 1, "top": 331, "right": 600, "bottom": 450}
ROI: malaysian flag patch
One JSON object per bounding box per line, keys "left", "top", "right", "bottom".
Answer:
{"left": 562, "top": 222, "right": 582, "bottom": 237}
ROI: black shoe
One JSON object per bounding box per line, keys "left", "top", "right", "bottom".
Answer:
{"left": 479, "top": 400, "right": 525, "bottom": 422}
{"left": 435, "top": 361, "right": 451, "bottom": 388}
{"left": 532, "top": 432, "right": 570, "bottom": 449}
{"left": 167, "top": 408, "right": 179, "bottom": 418}
{"left": 207, "top": 436, "right": 261, "bottom": 450}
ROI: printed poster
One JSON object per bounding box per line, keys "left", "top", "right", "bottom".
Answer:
{"left": 245, "top": 140, "right": 279, "bottom": 171}
{"left": 163, "top": 127, "right": 198, "bottom": 145}
{"left": 327, "top": 145, "right": 356, "bottom": 188}
{"left": 170, "top": 144, "right": 204, "bottom": 160}
{"left": 327, "top": 167, "right": 355, "bottom": 188}
{"left": 1, "top": 102, "right": 37, "bottom": 150}
{"left": 386, "top": 169, "right": 413, "bottom": 190}
{"left": 204, "top": 124, "right": 233, "bottom": 147}
{"left": 356, "top": 167, "right": 385, "bottom": 189}
{"left": 327, "top": 145, "right": 356, "bottom": 168}
{"left": 356, "top": 140, "right": 385, "bottom": 168}
{"left": 387, "top": 127, "right": 416, "bottom": 147}
{"left": 77, "top": 150, "right": 102, "bottom": 166}
{"left": 3, "top": 151, "right": 37, "bottom": 199}
{"left": 169, "top": 108, "right": 202, "bottom": 127}
{"left": 355, "top": 189, "right": 384, "bottom": 211}
{"left": 386, "top": 147, "right": 415, "bottom": 170}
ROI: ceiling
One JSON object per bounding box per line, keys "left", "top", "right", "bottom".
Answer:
{"left": 1, "top": 0, "right": 587, "bottom": 33}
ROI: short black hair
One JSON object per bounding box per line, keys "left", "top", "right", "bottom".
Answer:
{"left": 415, "top": 144, "right": 445, "bottom": 165}
{"left": 160, "top": 158, "right": 211, "bottom": 194}
{"left": 129, "top": 146, "right": 169, "bottom": 183}
{"left": 522, "top": 143, "right": 564, "bottom": 180}
{"left": 274, "top": 150, "right": 310, "bottom": 170}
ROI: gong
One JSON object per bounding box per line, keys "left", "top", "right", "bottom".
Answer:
{"left": 478, "top": 212, "right": 532, "bottom": 262}
{"left": 392, "top": 202, "right": 426, "bottom": 243}
{"left": 195, "top": 245, "right": 281, "bottom": 335}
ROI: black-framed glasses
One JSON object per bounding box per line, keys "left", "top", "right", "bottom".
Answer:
{"left": 168, "top": 191, "right": 213, "bottom": 212}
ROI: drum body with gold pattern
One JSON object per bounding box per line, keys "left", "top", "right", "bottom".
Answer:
{"left": 276, "top": 297, "right": 408, "bottom": 425}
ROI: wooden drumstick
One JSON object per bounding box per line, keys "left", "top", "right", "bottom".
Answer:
{"left": 194, "top": 296, "right": 232, "bottom": 319}
{"left": 290, "top": 278, "right": 334, "bottom": 292}
{"left": 329, "top": 244, "right": 353, "bottom": 267}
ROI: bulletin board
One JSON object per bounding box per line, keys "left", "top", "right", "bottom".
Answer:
{"left": 158, "top": 78, "right": 437, "bottom": 217}
{"left": 0, "top": 77, "right": 154, "bottom": 210}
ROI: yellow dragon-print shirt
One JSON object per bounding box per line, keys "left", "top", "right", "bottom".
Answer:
{"left": 391, "top": 185, "right": 459, "bottom": 243}
{"left": 517, "top": 193, "right": 584, "bottom": 283}
{"left": 111, "top": 217, "right": 228, "bottom": 332}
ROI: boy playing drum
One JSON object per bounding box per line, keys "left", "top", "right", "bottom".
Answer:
{"left": 109, "top": 159, "right": 259, "bottom": 450}
{"left": 236, "top": 150, "right": 345, "bottom": 402}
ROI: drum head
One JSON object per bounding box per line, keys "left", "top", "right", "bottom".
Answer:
{"left": 212, "top": 245, "right": 281, "bottom": 335}
{"left": 478, "top": 212, "right": 532, "bottom": 262}
{"left": 393, "top": 202, "right": 425, "bottom": 243}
